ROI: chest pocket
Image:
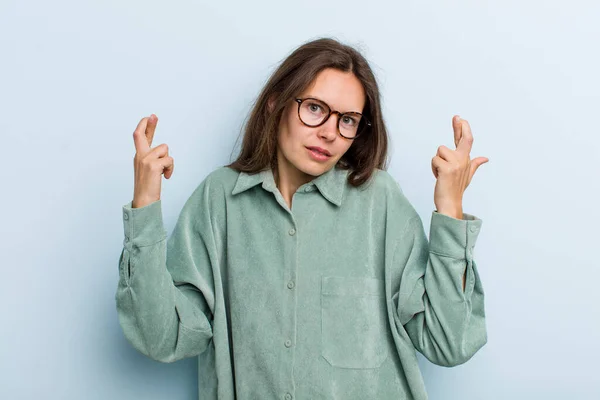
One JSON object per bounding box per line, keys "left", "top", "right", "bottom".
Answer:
{"left": 321, "top": 276, "right": 389, "bottom": 369}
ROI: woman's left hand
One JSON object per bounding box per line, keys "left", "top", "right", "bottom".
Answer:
{"left": 431, "top": 115, "right": 489, "bottom": 219}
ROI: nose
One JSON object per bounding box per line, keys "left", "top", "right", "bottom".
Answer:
{"left": 318, "top": 113, "right": 339, "bottom": 141}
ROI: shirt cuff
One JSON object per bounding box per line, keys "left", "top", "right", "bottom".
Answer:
{"left": 122, "top": 199, "right": 168, "bottom": 248}
{"left": 428, "top": 210, "right": 482, "bottom": 260}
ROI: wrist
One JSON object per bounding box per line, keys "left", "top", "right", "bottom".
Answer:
{"left": 435, "top": 207, "right": 463, "bottom": 220}
{"left": 132, "top": 196, "right": 159, "bottom": 209}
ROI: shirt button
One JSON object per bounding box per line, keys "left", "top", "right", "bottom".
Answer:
{"left": 284, "top": 339, "right": 292, "bottom": 348}
{"left": 304, "top": 186, "right": 311, "bottom": 192}
{"left": 288, "top": 228, "right": 296, "bottom": 236}
{"left": 285, "top": 394, "right": 292, "bottom": 400}
{"left": 123, "top": 213, "right": 129, "bottom": 220}
{"left": 287, "top": 281, "right": 295, "bottom": 289}
{"left": 470, "top": 225, "right": 477, "bottom": 233}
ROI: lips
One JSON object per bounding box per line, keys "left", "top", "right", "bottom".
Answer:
{"left": 306, "top": 146, "right": 331, "bottom": 157}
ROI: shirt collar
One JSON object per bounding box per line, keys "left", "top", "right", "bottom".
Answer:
{"left": 231, "top": 165, "right": 349, "bottom": 207}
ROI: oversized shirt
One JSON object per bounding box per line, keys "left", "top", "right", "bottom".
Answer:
{"left": 115, "top": 165, "right": 487, "bottom": 400}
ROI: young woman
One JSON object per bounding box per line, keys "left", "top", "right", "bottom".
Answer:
{"left": 116, "top": 37, "right": 489, "bottom": 400}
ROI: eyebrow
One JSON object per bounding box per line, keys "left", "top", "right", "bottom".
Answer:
{"left": 304, "top": 95, "right": 363, "bottom": 114}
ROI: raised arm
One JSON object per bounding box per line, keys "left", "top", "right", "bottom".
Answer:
{"left": 391, "top": 210, "right": 487, "bottom": 367}
{"left": 115, "top": 114, "right": 217, "bottom": 363}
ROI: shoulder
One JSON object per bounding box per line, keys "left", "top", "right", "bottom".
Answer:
{"left": 190, "top": 166, "right": 239, "bottom": 198}
{"left": 355, "top": 168, "right": 406, "bottom": 200}
{"left": 202, "top": 166, "right": 239, "bottom": 189}
{"left": 182, "top": 166, "right": 239, "bottom": 218}
{"left": 366, "top": 169, "right": 404, "bottom": 193}
{"left": 352, "top": 168, "right": 420, "bottom": 222}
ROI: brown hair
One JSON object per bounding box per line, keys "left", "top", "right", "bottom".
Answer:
{"left": 227, "top": 37, "right": 389, "bottom": 187}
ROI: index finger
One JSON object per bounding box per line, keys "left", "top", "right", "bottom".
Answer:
{"left": 457, "top": 118, "right": 474, "bottom": 153}
{"left": 452, "top": 115, "right": 462, "bottom": 148}
{"left": 132, "top": 114, "right": 157, "bottom": 153}
{"left": 145, "top": 114, "right": 158, "bottom": 147}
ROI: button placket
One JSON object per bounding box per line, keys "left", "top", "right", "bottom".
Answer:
{"left": 464, "top": 221, "right": 481, "bottom": 296}
{"left": 465, "top": 222, "right": 480, "bottom": 261}
{"left": 123, "top": 209, "right": 131, "bottom": 246}
{"left": 282, "top": 216, "right": 298, "bottom": 397}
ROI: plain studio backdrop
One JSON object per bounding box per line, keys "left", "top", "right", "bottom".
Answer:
{"left": 1, "top": 0, "right": 598, "bottom": 399}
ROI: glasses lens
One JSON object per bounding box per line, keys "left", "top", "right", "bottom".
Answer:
{"left": 299, "top": 99, "right": 329, "bottom": 126}
{"left": 339, "top": 113, "right": 364, "bottom": 138}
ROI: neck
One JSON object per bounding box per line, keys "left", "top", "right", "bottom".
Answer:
{"left": 274, "top": 152, "right": 313, "bottom": 209}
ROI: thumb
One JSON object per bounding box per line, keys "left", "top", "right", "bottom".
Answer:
{"left": 470, "top": 157, "right": 489, "bottom": 179}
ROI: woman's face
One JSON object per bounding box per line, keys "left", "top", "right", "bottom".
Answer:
{"left": 276, "top": 68, "right": 366, "bottom": 180}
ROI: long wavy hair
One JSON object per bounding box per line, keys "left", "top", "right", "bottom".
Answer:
{"left": 227, "top": 37, "right": 389, "bottom": 187}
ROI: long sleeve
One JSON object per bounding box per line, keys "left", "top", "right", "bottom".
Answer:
{"left": 115, "top": 180, "right": 220, "bottom": 363}
{"left": 394, "top": 210, "right": 487, "bottom": 367}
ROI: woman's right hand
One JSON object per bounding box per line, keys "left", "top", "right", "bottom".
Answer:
{"left": 131, "top": 114, "right": 174, "bottom": 209}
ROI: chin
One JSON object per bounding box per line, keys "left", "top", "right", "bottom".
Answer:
{"left": 296, "top": 160, "right": 335, "bottom": 177}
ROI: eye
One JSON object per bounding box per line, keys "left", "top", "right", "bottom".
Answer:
{"left": 341, "top": 115, "right": 358, "bottom": 126}
{"left": 307, "top": 102, "right": 324, "bottom": 114}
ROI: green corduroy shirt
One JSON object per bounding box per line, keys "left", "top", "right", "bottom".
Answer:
{"left": 115, "top": 165, "right": 487, "bottom": 400}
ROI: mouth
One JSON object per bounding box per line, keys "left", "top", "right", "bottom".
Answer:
{"left": 305, "top": 146, "right": 331, "bottom": 156}
{"left": 306, "top": 146, "right": 332, "bottom": 162}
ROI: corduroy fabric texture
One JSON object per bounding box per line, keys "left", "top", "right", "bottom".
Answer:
{"left": 116, "top": 165, "right": 486, "bottom": 400}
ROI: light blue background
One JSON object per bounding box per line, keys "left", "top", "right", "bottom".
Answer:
{"left": 1, "top": 0, "right": 599, "bottom": 399}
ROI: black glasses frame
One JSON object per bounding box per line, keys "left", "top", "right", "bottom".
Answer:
{"left": 294, "top": 97, "right": 372, "bottom": 139}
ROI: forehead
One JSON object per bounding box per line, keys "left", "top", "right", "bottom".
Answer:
{"left": 301, "top": 68, "right": 366, "bottom": 112}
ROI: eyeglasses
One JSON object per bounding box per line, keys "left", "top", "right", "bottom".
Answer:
{"left": 294, "top": 97, "right": 371, "bottom": 139}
